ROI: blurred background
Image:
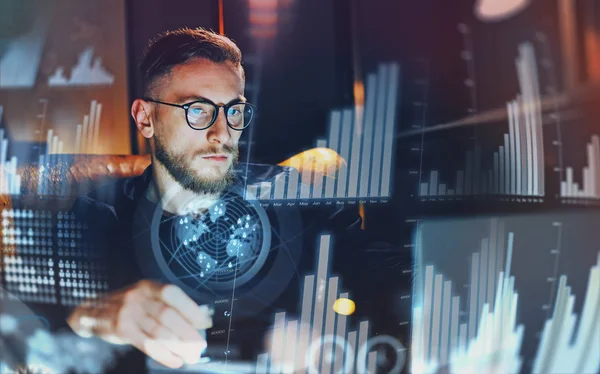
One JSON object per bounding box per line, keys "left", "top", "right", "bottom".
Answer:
{"left": 0, "top": 0, "right": 599, "bottom": 373}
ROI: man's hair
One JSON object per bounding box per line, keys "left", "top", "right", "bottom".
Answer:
{"left": 140, "top": 27, "right": 244, "bottom": 97}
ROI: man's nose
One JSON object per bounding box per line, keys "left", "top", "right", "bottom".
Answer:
{"left": 207, "top": 108, "right": 231, "bottom": 144}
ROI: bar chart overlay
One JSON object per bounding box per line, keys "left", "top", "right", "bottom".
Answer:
{"left": 413, "top": 216, "right": 600, "bottom": 374}
{"left": 0, "top": 127, "right": 22, "bottom": 195}
{"left": 560, "top": 134, "right": 600, "bottom": 199}
{"left": 254, "top": 234, "right": 404, "bottom": 373}
{"left": 37, "top": 100, "right": 103, "bottom": 196}
{"left": 419, "top": 42, "right": 545, "bottom": 199}
{"left": 412, "top": 221, "right": 524, "bottom": 373}
{"left": 0, "top": 100, "right": 104, "bottom": 196}
{"left": 532, "top": 253, "right": 600, "bottom": 374}
{"left": 245, "top": 63, "right": 399, "bottom": 202}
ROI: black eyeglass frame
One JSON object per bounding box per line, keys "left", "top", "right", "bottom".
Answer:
{"left": 143, "top": 97, "right": 256, "bottom": 131}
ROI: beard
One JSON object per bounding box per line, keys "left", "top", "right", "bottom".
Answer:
{"left": 154, "top": 133, "right": 238, "bottom": 195}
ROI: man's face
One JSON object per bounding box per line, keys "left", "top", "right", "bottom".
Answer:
{"left": 150, "top": 58, "right": 245, "bottom": 194}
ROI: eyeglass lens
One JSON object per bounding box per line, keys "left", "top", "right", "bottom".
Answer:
{"left": 187, "top": 102, "right": 254, "bottom": 129}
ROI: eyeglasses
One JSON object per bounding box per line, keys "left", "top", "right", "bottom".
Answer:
{"left": 143, "top": 97, "right": 256, "bottom": 131}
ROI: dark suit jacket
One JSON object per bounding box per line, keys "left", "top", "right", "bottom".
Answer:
{"left": 70, "top": 163, "right": 371, "bottom": 372}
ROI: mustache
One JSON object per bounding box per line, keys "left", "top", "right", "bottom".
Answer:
{"left": 195, "top": 144, "right": 238, "bottom": 157}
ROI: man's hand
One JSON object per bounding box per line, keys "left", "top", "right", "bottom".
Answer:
{"left": 67, "top": 280, "right": 213, "bottom": 369}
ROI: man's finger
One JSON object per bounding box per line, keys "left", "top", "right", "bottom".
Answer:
{"left": 142, "top": 298, "right": 168, "bottom": 325}
{"left": 143, "top": 339, "right": 185, "bottom": 369}
{"left": 126, "top": 321, "right": 184, "bottom": 369}
{"left": 159, "top": 284, "right": 213, "bottom": 329}
{"left": 138, "top": 314, "right": 202, "bottom": 365}
{"left": 149, "top": 302, "right": 205, "bottom": 343}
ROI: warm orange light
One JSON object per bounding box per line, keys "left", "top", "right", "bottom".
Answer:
{"left": 585, "top": 28, "right": 600, "bottom": 83}
{"left": 249, "top": 13, "right": 278, "bottom": 26}
{"left": 333, "top": 298, "right": 356, "bottom": 316}
{"left": 353, "top": 80, "right": 365, "bottom": 107}
{"left": 359, "top": 202, "right": 365, "bottom": 229}
{"left": 250, "top": 29, "right": 277, "bottom": 39}
{"left": 474, "top": 0, "right": 530, "bottom": 22}
{"left": 558, "top": 0, "right": 579, "bottom": 90}
{"left": 278, "top": 148, "right": 345, "bottom": 178}
{"left": 353, "top": 80, "right": 365, "bottom": 137}
{"left": 248, "top": 0, "right": 278, "bottom": 10}
{"left": 248, "top": 0, "right": 279, "bottom": 40}
{"left": 218, "top": 0, "right": 225, "bottom": 35}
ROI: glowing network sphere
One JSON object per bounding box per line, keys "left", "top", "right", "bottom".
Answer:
{"left": 162, "top": 191, "right": 271, "bottom": 290}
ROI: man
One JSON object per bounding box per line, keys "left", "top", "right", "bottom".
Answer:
{"left": 67, "top": 27, "right": 255, "bottom": 369}
{"left": 64, "top": 27, "right": 366, "bottom": 372}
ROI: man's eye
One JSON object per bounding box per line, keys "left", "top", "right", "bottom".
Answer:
{"left": 227, "top": 108, "right": 241, "bottom": 116}
{"left": 190, "top": 108, "right": 206, "bottom": 115}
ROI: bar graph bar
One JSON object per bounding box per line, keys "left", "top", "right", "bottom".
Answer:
{"left": 413, "top": 215, "right": 600, "bottom": 374}
{"left": 256, "top": 353, "right": 269, "bottom": 373}
{"left": 33, "top": 100, "right": 104, "bottom": 196}
{"left": 42, "top": 100, "right": 104, "bottom": 156}
{"left": 245, "top": 63, "right": 399, "bottom": 202}
{"left": 532, "top": 253, "right": 600, "bottom": 374}
{"left": 256, "top": 234, "right": 380, "bottom": 373}
{"left": 419, "top": 42, "right": 545, "bottom": 199}
{"left": 0, "top": 127, "right": 21, "bottom": 195}
{"left": 412, "top": 224, "right": 524, "bottom": 374}
{"left": 561, "top": 135, "right": 600, "bottom": 199}
{"left": 0, "top": 107, "right": 20, "bottom": 195}
{"left": 273, "top": 173, "right": 286, "bottom": 200}
{"left": 35, "top": 100, "right": 104, "bottom": 196}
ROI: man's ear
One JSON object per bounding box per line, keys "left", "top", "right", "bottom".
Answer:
{"left": 131, "top": 99, "right": 154, "bottom": 139}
